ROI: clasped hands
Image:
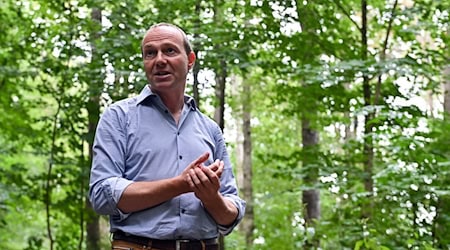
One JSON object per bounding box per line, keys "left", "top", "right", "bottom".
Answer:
{"left": 183, "top": 152, "right": 224, "bottom": 201}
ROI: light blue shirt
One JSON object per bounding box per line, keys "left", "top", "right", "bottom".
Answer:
{"left": 89, "top": 86, "right": 245, "bottom": 240}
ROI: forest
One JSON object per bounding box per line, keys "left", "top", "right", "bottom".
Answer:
{"left": 0, "top": 0, "right": 449, "bottom": 249}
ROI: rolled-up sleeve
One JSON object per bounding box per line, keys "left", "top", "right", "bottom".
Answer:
{"left": 89, "top": 177, "right": 133, "bottom": 219}
{"left": 89, "top": 104, "right": 132, "bottom": 220}
{"left": 218, "top": 195, "right": 246, "bottom": 235}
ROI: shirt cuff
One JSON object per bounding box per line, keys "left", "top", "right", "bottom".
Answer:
{"left": 110, "top": 177, "right": 134, "bottom": 221}
{"left": 217, "top": 196, "right": 245, "bottom": 235}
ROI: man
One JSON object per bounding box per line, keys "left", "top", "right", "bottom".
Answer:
{"left": 89, "top": 23, "right": 246, "bottom": 250}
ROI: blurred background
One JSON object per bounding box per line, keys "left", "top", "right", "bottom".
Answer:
{"left": 0, "top": 0, "right": 449, "bottom": 249}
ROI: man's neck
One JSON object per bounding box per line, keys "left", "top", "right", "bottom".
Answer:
{"left": 150, "top": 86, "right": 185, "bottom": 114}
{"left": 152, "top": 90, "right": 185, "bottom": 124}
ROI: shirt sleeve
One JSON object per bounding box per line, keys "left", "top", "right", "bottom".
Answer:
{"left": 88, "top": 104, "right": 133, "bottom": 221}
{"left": 211, "top": 122, "right": 247, "bottom": 235}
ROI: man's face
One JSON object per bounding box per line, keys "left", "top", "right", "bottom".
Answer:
{"left": 142, "top": 26, "right": 195, "bottom": 94}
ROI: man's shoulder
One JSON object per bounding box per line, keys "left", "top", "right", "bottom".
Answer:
{"left": 109, "top": 86, "right": 151, "bottom": 110}
{"left": 102, "top": 96, "right": 140, "bottom": 119}
{"left": 111, "top": 95, "right": 140, "bottom": 108}
{"left": 193, "top": 110, "right": 221, "bottom": 132}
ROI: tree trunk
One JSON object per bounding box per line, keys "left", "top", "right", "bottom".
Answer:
{"left": 361, "top": 0, "right": 374, "bottom": 219}
{"left": 85, "top": 7, "right": 102, "bottom": 250}
{"left": 433, "top": 64, "right": 450, "bottom": 247}
{"left": 192, "top": 0, "right": 201, "bottom": 105}
{"left": 344, "top": 84, "right": 357, "bottom": 141}
{"left": 443, "top": 65, "right": 450, "bottom": 113}
{"left": 295, "top": 1, "right": 321, "bottom": 247}
{"left": 241, "top": 78, "right": 254, "bottom": 248}
{"left": 212, "top": 0, "right": 226, "bottom": 131}
{"left": 214, "top": 69, "right": 226, "bottom": 250}
{"left": 211, "top": 3, "right": 227, "bottom": 249}
{"left": 301, "top": 119, "right": 320, "bottom": 249}
{"left": 214, "top": 59, "right": 226, "bottom": 129}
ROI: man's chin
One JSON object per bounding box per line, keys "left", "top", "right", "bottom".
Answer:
{"left": 150, "top": 80, "right": 173, "bottom": 88}
{"left": 149, "top": 82, "right": 180, "bottom": 93}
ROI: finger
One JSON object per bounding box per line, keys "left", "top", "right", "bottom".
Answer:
{"left": 190, "top": 152, "right": 210, "bottom": 168}
{"left": 185, "top": 172, "right": 195, "bottom": 189}
{"left": 211, "top": 160, "right": 224, "bottom": 178}
{"left": 204, "top": 159, "right": 223, "bottom": 178}
{"left": 189, "top": 168, "right": 205, "bottom": 187}
{"left": 201, "top": 165, "right": 220, "bottom": 184}
{"left": 209, "top": 159, "right": 220, "bottom": 172}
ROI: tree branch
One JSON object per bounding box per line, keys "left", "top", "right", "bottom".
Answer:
{"left": 375, "top": 0, "right": 398, "bottom": 105}
{"left": 332, "top": 0, "right": 362, "bottom": 32}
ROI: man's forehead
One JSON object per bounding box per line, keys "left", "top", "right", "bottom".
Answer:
{"left": 143, "top": 26, "right": 184, "bottom": 44}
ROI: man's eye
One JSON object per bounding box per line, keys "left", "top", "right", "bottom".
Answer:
{"left": 166, "top": 48, "right": 177, "bottom": 55}
{"left": 145, "top": 51, "right": 156, "bottom": 57}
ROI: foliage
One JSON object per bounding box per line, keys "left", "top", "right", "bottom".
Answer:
{"left": 0, "top": 0, "right": 448, "bottom": 249}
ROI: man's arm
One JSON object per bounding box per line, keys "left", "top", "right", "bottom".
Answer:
{"left": 117, "top": 176, "right": 189, "bottom": 213}
{"left": 201, "top": 192, "right": 239, "bottom": 226}
{"left": 117, "top": 152, "right": 224, "bottom": 213}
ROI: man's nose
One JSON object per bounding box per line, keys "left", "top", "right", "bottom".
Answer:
{"left": 155, "top": 51, "right": 166, "bottom": 65}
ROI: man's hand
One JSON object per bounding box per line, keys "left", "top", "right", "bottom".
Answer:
{"left": 185, "top": 157, "right": 238, "bottom": 226}
{"left": 185, "top": 157, "right": 224, "bottom": 201}
{"left": 181, "top": 152, "right": 210, "bottom": 178}
{"left": 207, "top": 159, "right": 224, "bottom": 178}
{"left": 182, "top": 152, "right": 223, "bottom": 185}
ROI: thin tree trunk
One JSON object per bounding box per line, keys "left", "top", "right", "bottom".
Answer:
{"left": 295, "top": 1, "right": 321, "bottom": 248}
{"left": 214, "top": 59, "right": 226, "bottom": 129}
{"left": 46, "top": 83, "right": 62, "bottom": 250}
{"left": 301, "top": 118, "right": 320, "bottom": 249}
{"left": 85, "top": 7, "right": 102, "bottom": 250}
{"left": 241, "top": 78, "right": 254, "bottom": 248}
{"left": 45, "top": 3, "right": 80, "bottom": 246}
{"left": 375, "top": 0, "right": 398, "bottom": 105}
{"left": 443, "top": 65, "right": 450, "bottom": 113}
{"left": 212, "top": 3, "right": 227, "bottom": 249}
{"left": 361, "top": 0, "right": 374, "bottom": 219}
{"left": 78, "top": 144, "right": 86, "bottom": 250}
{"left": 433, "top": 64, "right": 450, "bottom": 247}
{"left": 213, "top": 0, "right": 226, "bottom": 131}
{"left": 344, "top": 83, "right": 357, "bottom": 141}
{"left": 192, "top": 0, "right": 201, "bottom": 105}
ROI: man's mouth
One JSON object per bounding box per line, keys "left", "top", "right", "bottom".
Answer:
{"left": 155, "top": 71, "right": 170, "bottom": 76}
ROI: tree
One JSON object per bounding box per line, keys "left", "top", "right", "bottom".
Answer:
{"left": 1, "top": 0, "right": 449, "bottom": 249}
{"left": 433, "top": 54, "right": 450, "bottom": 248}
{"left": 84, "top": 7, "right": 102, "bottom": 250}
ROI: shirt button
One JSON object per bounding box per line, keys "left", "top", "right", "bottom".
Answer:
{"left": 181, "top": 209, "right": 186, "bottom": 213}
{"left": 179, "top": 155, "right": 183, "bottom": 160}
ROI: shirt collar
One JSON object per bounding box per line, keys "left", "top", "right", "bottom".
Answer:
{"left": 136, "top": 85, "right": 198, "bottom": 110}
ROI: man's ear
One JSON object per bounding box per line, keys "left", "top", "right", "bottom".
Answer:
{"left": 187, "top": 52, "right": 196, "bottom": 70}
